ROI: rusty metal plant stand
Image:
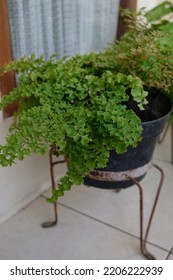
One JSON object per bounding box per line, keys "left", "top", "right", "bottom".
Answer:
{"left": 158, "top": 122, "right": 173, "bottom": 164}
{"left": 41, "top": 149, "right": 66, "bottom": 228}
{"left": 42, "top": 150, "right": 164, "bottom": 260}
{"left": 128, "top": 163, "right": 164, "bottom": 260}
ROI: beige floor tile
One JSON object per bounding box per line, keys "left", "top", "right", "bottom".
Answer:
{"left": 43, "top": 158, "right": 173, "bottom": 253}
{"left": 0, "top": 196, "right": 168, "bottom": 260}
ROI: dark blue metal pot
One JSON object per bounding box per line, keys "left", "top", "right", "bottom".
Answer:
{"left": 85, "top": 92, "right": 172, "bottom": 189}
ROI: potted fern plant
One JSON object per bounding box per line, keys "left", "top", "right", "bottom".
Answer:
{"left": 0, "top": 7, "right": 172, "bottom": 202}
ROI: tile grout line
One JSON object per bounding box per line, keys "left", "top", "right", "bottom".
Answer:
{"left": 165, "top": 245, "right": 173, "bottom": 260}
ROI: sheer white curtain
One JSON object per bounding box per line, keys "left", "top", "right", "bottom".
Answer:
{"left": 8, "top": 0, "right": 120, "bottom": 60}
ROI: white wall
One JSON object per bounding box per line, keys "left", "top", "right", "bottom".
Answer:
{"left": 137, "top": 0, "right": 166, "bottom": 11}
{"left": 0, "top": 117, "right": 48, "bottom": 223}
{"left": 0, "top": 116, "right": 65, "bottom": 224}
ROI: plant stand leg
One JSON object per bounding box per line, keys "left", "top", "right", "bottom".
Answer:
{"left": 158, "top": 122, "right": 173, "bottom": 164}
{"left": 158, "top": 122, "right": 170, "bottom": 144}
{"left": 171, "top": 123, "right": 173, "bottom": 164}
{"left": 128, "top": 164, "right": 164, "bottom": 260}
{"left": 41, "top": 150, "right": 66, "bottom": 228}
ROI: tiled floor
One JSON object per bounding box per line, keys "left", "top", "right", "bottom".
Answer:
{"left": 0, "top": 126, "right": 172, "bottom": 260}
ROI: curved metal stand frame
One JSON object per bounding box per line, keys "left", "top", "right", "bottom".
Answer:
{"left": 158, "top": 122, "right": 173, "bottom": 164}
{"left": 158, "top": 122, "right": 170, "bottom": 144}
{"left": 42, "top": 152, "right": 164, "bottom": 260}
{"left": 41, "top": 150, "right": 66, "bottom": 228}
{"left": 128, "top": 164, "right": 164, "bottom": 260}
